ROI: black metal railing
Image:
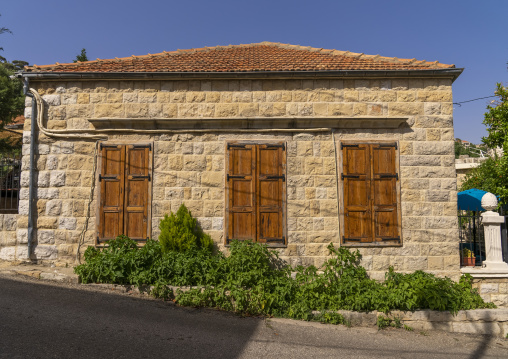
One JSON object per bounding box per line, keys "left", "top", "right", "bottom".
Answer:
{"left": 458, "top": 210, "right": 484, "bottom": 267}
{"left": 0, "top": 153, "right": 21, "bottom": 213}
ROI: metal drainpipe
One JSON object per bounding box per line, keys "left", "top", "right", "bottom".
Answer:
{"left": 23, "top": 77, "right": 36, "bottom": 257}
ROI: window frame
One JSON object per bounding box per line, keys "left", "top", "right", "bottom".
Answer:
{"left": 338, "top": 140, "right": 402, "bottom": 247}
{"left": 224, "top": 141, "right": 287, "bottom": 247}
{"left": 95, "top": 141, "right": 153, "bottom": 245}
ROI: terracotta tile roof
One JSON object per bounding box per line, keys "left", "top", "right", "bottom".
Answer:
{"left": 26, "top": 42, "right": 455, "bottom": 73}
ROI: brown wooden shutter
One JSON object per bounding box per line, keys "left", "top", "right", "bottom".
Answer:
{"left": 98, "top": 145, "right": 125, "bottom": 242}
{"left": 342, "top": 144, "right": 372, "bottom": 243}
{"left": 124, "top": 144, "right": 151, "bottom": 241}
{"left": 227, "top": 144, "right": 256, "bottom": 242}
{"left": 257, "top": 143, "right": 285, "bottom": 244}
{"left": 371, "top": 144, "right": 399, "bottom": 242}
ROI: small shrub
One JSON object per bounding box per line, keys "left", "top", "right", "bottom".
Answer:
{"left": 377, "top": 316, "right": 391, "bottom": 330}
{"left": 158, "top": 204, "right": 213, "bottom": 253}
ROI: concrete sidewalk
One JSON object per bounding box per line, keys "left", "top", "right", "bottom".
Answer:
{"left": 0, "top": 260, "right": 79, "bottom": 283}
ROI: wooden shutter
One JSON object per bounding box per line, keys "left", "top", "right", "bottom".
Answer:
{"left": 341, "top": 142, "right": 400, "bottom": 245}
{"left": 98, "top": 145, "right": 125, "bottom": 242}
{"left": 342, "top": 144, "right": 371, "bottom": 243}
{"left": 226, "top": 142, "right": 286, "bottom": 245}
{"left": 97, "top": 143, "right": 152, "bottom": 244}
{"left": 257, "top": 144, "right": 285, "bottom": 244}
{"left": 124, "top": 144, "right": 151, "bottom": 241}
{"left": 372, "top": 144, "right": 399, "bottom": 242}
{"left": 227, "top": 144, "right": 256, "bottom": 242}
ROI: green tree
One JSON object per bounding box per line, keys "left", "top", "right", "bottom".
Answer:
{"left": 0, "top": 14, "right": 26, "bottom": 151}
{"left": 461, "top": 82, "right": 508, "bottom": 203}
{"left": 73, "top": 48, "right": 88, "bottom": 63}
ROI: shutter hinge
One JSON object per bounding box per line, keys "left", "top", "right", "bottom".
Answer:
{"left": 342, "top": 236, "right": 361, "bottom": 242}
{"left": 381, "top": 236, "right": 400, "bottom": 242}
{"left": 379, "top": 174, "right": 398, "bottom": 180}
{"left": 99, "top": 143, "right": 119, "bottom": 150}
{"left": 227, "top": 143, "right": 247, "bottom": 150}
{"left": 341, "top": 144, "right": 359, "bottom": 149}
{"left": 266, "top": 236, "right": 285, "bottom": 243}
{"left": 341, "top": 174, "right": 360, "bottom": 180}
{"left": 265, "top": 143, "right": 285, "bottom": 150}
{"left": 132, "top": 144, "right": 152, "bottom": 151}
{"left": 378, "top": 143, "right": 398, "bottom": 150}
{"left": 130, "top": 174, "right": 151, "bottom": 181}
{"left": 227, "top": 174, "right": 246, "bottom": 181}
{"left": 265, "top": 174, "right": 285, "bottom": 181}
{"left": 99, "top": 174, "right": 118, "bottom": 181}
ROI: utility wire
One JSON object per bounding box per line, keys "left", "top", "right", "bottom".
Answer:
{"left": 453, "top": 95, "right": 497, "bottom": 107}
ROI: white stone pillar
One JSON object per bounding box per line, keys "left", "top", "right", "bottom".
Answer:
{"left": 481, "top": 192, "right": 508, "bottom": 270}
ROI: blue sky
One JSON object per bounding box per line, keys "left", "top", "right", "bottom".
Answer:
{"left": 1, "top": 0, "right": 507, "bottom": 144}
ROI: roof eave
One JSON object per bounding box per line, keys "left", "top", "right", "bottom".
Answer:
{"left": 19, "top": 68, "right": 464, "bottom": 82}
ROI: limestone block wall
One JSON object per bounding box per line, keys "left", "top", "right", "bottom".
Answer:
{"left": 0, "top": 77, "right": 460, "bottom": 278}
{"left": 473, "top": 278, "right": 508, "bottom": 307}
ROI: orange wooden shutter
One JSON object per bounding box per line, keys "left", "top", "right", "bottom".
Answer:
{"left": 342, "top": 144, "right": 372, "bottom": 243}
{"left": 371, "top": 144, "right": 399, "bottom": 242}
{"left": 124, "top": 144, "right": 151, "bottom": 242}
{"left": 227, "top": 144, "right": 256, "bottom": 242}
{"left": 98, "top": 144, "right": 125, "bottom": 242}
{"left": 257, "top": 143, "right": 285, "bottom": 244}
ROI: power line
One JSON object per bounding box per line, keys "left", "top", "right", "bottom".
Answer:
{"left": 453, "top": 95, "right": 497, "bottom": 107}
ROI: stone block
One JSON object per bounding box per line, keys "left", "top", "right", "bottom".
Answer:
{"left": 50, "top": 171, "right": 66, "bottom": 187}
{"left": 426, "top": 190, "right": 450, "bottom": 202}
{"left": 0, "top": 247, "right": 16, "bottom": 260}
{"left": 46, "top": 200, "right": 62, "bottom": 216}
{"left": 427, "top": 256, "right": 444, "bottom": 270}
{"left": 16, "top": 229, "right": 28, "bottom": 244}
{"left": 183, "top": 155, "right": 207, "bottom": 171}
{"left": 239, "top": 103, "right": 259, "bottom": 117}
{"left": 215, "top": 104, "right": 238, "bottom": 117}
{"left": 162, "top": 104, "right": 177, "bottom": 117}
{"left": 414, "top": 116, "right": 453, "bottom": 128}
{"left": 298, "top": 103, "right": 312, "bottom": 116}
{"left": 34, "top": 245, "right": 58, "bottom": 260}
{"left": 94, "top": 104, "right": 124, "bottom": 117}
{"left": 328, "top": 103, "right": 353, "bottom": 116}
{"left": 37, "top": 217, "right": 58, "bottom": 229}
{"left": 413, "top": 141, "right": 453, "bottom": 155}
{"left": 388, "top": 103, "right": 423, "bottom": 116}
{"left": 59, "top": 218, "right": 77, "bottom": 230}
{"left": 480, "top": 283, "right": 500, "bottom": 294}
{"left": 42, "top": 94, "right": 61, "bottom": 106}
{"left": 417, "top": 91, "right": 453, "bottom": 102}
{"left": 37, "top": 230, "right": 55, "bottom": 244}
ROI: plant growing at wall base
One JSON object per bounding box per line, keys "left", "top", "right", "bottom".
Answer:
{"left": 158, "top": 204, "right": 213, "bottom": 253}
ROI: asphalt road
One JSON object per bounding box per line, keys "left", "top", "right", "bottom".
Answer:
{"left": 1, "top": 275, "right": 508, "bottom": 359}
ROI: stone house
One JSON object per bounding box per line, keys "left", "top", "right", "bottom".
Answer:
{"left": 0, "top": 42, "right": 463, "bottom": 280}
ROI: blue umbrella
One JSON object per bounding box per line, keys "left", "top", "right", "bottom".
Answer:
{"left": 457, "top": 188, "right": 488, "bottom": 211}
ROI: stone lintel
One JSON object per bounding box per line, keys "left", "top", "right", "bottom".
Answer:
{"left": 89, "top": 117, "right": 408, "bottom": 130}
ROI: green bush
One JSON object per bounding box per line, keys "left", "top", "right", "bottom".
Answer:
{"left": 158, "top": 204, "right": 213, "bottom": 253}
{"left": 75, "top": 237, "right": 495, "bottom": 323}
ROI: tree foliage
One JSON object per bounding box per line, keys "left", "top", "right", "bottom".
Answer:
{"left": 0, "top": 15, "right": 26, "bottom": 151}
{"left": 461, "top": 82, "right": 508, "bottom": 203}
{"left": 454, "top": 141, "right": 480, "bottom": 159}
{"left": 73, "top": 48, "right": 88, "bottom": 63}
